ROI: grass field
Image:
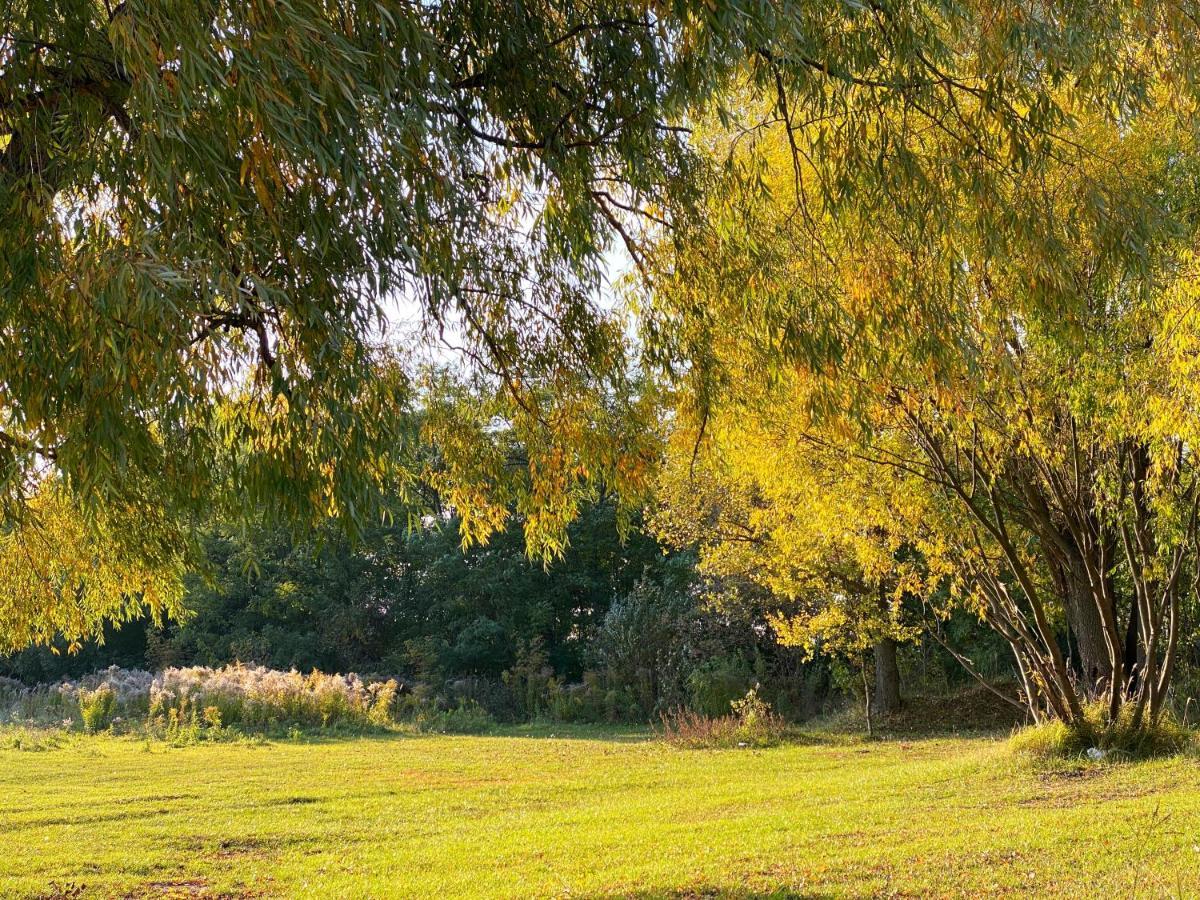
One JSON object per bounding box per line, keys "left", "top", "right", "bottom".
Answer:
{"left": 4, "top": 725, "right": 1200, "bottom": 898}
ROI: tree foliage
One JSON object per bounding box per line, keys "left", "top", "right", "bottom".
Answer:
{"left": 136, "top": 500, "right": 670, "bottom": 682}
{"left": 652, "top": 424, "right": 921, "bottom": 665}
{"left": 653, "top": 61, "right": 1200, "bottom": 729}
{"left": 2, "top": 0, "right": 1196, "bottom": 652}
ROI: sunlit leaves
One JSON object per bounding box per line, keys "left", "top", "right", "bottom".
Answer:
{"left": 651, "top": 65, "right": 1200, "bottom": 723}
{"left": 0, "top": 482, "right": 184, "bottom": 653}
{"left": 2, "top": 0, "right": 1199, "bottom": 649}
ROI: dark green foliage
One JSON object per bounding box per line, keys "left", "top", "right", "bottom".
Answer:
{"left": 0, "top": 497, "right": 828, "bottom": 724}
{"left": 0, "top": 619, "right": 152, "bottom": 684}
{"left": 167, "top": 500, "right": 668, "bottom": 678}
{"left": 592, "top": 577, "right": 697, "bottom": 715}
{"left": 686, "top": 656, "right": 756, "bottom": 718}
{"left": 2, "top": 500, "right": 674, "bottom": 682}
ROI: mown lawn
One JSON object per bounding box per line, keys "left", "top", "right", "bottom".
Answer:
{"left": 3, "top": 725, "right": 1200, "bottom": 898}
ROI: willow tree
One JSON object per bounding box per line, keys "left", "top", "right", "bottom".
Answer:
{"left": 1, "top": 0, "right": 1192, "bottom": 650}
{"left": 0, "top": 0, "right": 706, "bottom": 648}
{"left": 652, "top": 64, "right": 1200, "bottom": 730}
{"left": 652, "top": 423, "right": 927, "bottom": 716}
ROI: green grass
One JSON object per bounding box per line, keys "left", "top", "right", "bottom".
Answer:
{"left": 4, "top": 724, "right": 1200, "bottom": 898}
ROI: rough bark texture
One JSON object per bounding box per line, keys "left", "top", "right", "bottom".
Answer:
{"left": 1058, "top": 554, "right": 1112, "bottom": 697}
{"left": 872, "top": 638, "right": 902, "bottom": 715}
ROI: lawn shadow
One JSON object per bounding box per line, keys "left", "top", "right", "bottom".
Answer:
{"left": 259, "top": 723, "right": 654, "bottom": 747}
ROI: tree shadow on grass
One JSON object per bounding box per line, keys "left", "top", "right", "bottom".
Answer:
{"left": 268, "top": 723, "right": 655, "bottom": 746}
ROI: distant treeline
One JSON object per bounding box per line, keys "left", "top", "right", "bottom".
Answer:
{"left": 0, "top": 500, "right": 1004, "bottom": 723}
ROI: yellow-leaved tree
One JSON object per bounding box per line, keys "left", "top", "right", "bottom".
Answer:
{"left": 651, "top": 76, "right": 1200, "bottom": 731}
{"left": 0, "top": 483, "right": 184, "bottom": 653}
{"left": 651, "top": 411, "right": 932, "bottom": 720}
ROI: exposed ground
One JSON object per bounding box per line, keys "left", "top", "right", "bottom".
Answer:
{"left": 3, "top": 722, "right": 1200, "bottom": 898}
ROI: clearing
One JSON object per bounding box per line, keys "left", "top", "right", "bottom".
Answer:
{"left": 3, "top": 726, "right": 1199, "bottom": 898}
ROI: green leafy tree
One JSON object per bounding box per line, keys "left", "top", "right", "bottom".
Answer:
{"left": 80, "top": 498, "right": 673, "bottom": 682}
{"left": 1, "top": 0, "right": 1189, "bottom": 651}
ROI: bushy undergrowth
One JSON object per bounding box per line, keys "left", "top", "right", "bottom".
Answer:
{"left": 1010, "top": 703, "right": 1195, "bottom": 761}
{"left": 0, "top": 665, "right": 404, "bottom": 735}
{"left": 660, "top": 687, "right": 787, "bottom": 749}
{"left": 405, "top": 699, "right": 496, "bottom": 735}
{"left": 0, "top": 667, "right": 151, "bottom": 730}
{"left": 149, "top": 665, "right": 398, "bottom": 729}
{"left": 79, "top": 684, "right": 118, "bottom": 733}
{"left": 0, "top": 725, "right": 72, "bottom": 752}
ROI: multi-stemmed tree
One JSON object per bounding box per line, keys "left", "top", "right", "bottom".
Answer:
{"left": 652, "top": 73, "right": 1200, "bottom": 730}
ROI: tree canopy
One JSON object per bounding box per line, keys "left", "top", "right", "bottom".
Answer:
{"left": 650, "top": 57, "right": 1200, "bottom": 728}
{"left": 4, "top": 0, "right": 1199, "bottom": 655}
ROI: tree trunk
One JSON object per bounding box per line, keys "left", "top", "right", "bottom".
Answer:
{"left": 871, "top": 638, "right": 902, "bottom": 716}
{"left": 1059, "top": 555, "right": 1112, "bottom": 698}
{"left": 1123, "top": 598, "right": 1142, "bottom": 698}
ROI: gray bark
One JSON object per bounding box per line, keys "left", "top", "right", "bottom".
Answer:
{"left": 1058, "top": 553, "right": 1112, "bottom": 697}
{"left": 871, "top": 638, "right": 902, "bottom": 716}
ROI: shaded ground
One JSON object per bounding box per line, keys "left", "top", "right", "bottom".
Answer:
{"left": 879, "top": 683, "right": 1029, "bottom": 735}
{"left": 2, "top": 723, "right": 1199, "bottom": 898}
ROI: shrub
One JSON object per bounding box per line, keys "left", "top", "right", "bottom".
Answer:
{"left": 502, "top": 639, "right": 556, "bottom": 720}
{"left": 367, "top": 679, "right": 398, "bottom": 727}
{"left": 659, "top": 707, "right": 734, "bottom": 747}
{"left": 1010, "top": 703, "right": 1194, "bottom": 761}
{"left": 147, "top": 665, "right": 402, "bottom": 730}
{"left": 0, "top": 664, "right": 402, "bottom": 734}
{"left": 687, "top": 656, "right": 753, "bottom": 717}
{"left": 202, "top": 706, "right": 223, "bottom": 729}
{"left": 147, "top": 662, "right": 400, "bottom": 734}
{"left": 729, "top": 686, "right": 781, "bottom": 747}
{"left": 441, "top": 676, "right": 518, "bottom": 721}
{"left": 661, "top": 687, "right": 786, "bottom": 749}
{"left": 593, "top": 579, "right": 694, "bottom": 718}
{"left": 548, "top": 672, "right": 610, "bottom": 723}
{"left": 79, "top": 685, "right": 117, "bottom": 733}
{"left": 411, "top": 700, "right": 495, "bottom": 735}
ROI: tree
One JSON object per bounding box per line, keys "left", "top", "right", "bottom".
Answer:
{"left": 0, "top": 483, "right": 182, "bottom": 653}
{"left": 60, "top": 496, "right": 672, "bottom": 681}
{"left": 652, "top": 412, "right": 924, "bottom": 718}
{"left": 652, "top": 76, "right": 1200, "bottom": 731}
{"left": 1, "top": 0, "right": 1188, "bottom": 649}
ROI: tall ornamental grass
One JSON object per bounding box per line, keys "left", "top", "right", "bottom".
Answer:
{"left": 0, "top": 664, "right": 398, "bottom": 732}
{"left": 150, "top": 665, "right": 398, "bottom": 729}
